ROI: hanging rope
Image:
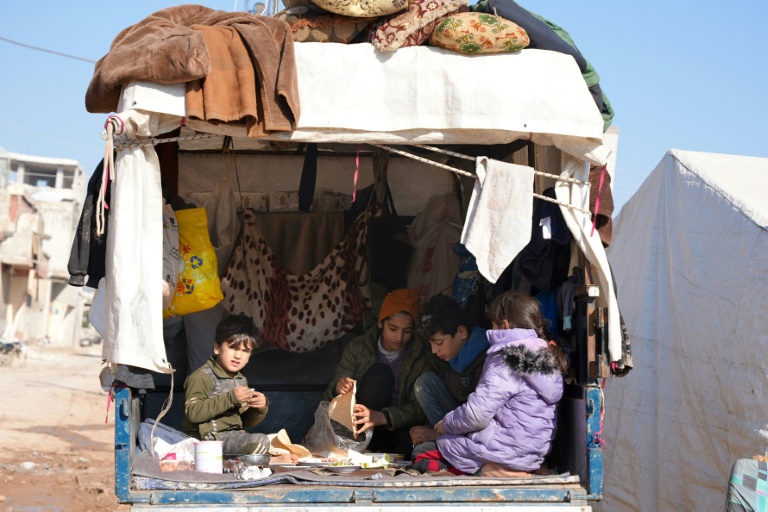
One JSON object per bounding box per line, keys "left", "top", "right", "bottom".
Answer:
{"left": 373, "top": 144, "right": 592, "bottom": 215}
{"left": 416, "top": 144, "right": 590, "bottom": 186}
{"left": 96, "top": 116, "right": 124, "bottom": 236}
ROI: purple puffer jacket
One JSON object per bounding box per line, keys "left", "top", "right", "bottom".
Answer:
{"left": 436, "top": 328, "right": 563, "bottom": 473}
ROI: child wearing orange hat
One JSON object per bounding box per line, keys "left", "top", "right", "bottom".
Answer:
{"left": 325, "top": 288, "right": 430, "bottom": 457}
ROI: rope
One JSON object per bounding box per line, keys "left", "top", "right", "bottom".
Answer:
{"left": 148, "top": 364, "right": 175, "bottom": 460}
{"left": 96, "top": 116, "right": 123, "bottom": 237}
{"left": 416, "top": 144, "right": 590, "bottom": 186}
{"left": 374, "top": 144, "right": 476, "bottom": 177}
{"left": 374, "top": 144, "right": 591, "bottom": 214}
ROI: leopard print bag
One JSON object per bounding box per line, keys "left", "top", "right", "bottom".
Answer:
{"left": 221, "top": 208, "right": 374, "bottom": 352}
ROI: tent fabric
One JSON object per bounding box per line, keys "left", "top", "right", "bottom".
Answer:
{"left": 596, "top": 149, "right": 768, "bottom": 512}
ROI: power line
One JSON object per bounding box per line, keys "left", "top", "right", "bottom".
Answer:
{"left": 0, "top": 35, "right": 96, "bottom": 64}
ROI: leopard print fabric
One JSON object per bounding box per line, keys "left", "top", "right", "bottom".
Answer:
{"left": 221, "top": 209, "right": 373, "bottom": 352}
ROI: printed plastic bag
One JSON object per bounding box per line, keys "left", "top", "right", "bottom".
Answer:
{"left": 162, "top": 203, "right": 180, "bottom": 309}
{"left": 302, "top": 401, "right": 372, "bottom": 458}
{"left": 163, "top": 208, "right": 223, "bottom": 318}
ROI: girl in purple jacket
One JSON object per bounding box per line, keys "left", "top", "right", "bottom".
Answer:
{"left": 413, "top": 290, "right": 567, "bottom": 476}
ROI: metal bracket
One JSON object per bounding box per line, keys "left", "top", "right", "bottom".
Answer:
{"left": 352, "top": 489, "right": 375, "bottom": 504}
{"left": 567, "top": 488, "right": 589, "bottom": 507}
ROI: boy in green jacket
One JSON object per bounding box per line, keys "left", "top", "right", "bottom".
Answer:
{"left": 325, "top": 288, "right": 430, "bottom": 457}
{"left": 183, "top": 313, "right": 272, "bottom": 455}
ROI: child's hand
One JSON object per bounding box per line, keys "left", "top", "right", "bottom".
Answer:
{"left": 353, "top": 404, "right": 385, "bottom": 434}
{"left": 410, "top": 425, "right": 438, "bottom": 445}
{"left": 435, "top": 420, "right": 446, "bottom": 435}
{"left": 335, "top": 376, "right": 355, "bottom": 396}
{"left": 247, "top": 390, "right": 267, "bottom": 410}
{"left": 234, "top": 386, "right": 252, "bottom": 405}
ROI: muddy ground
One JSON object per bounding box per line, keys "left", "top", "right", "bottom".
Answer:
{"left": 0, "top": 344, "right": 129, "bottom": 511}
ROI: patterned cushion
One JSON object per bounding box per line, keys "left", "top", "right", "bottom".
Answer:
{"left": 309, "top": 0, "right": 408, "bottom": 18}
{"left": 277, "top": 6, "right": 375, "bottom": 43}
{"left": 429, "top": 12, "right": 529, "bottom": 54}
{"left": 371, "top": 0, "right": 467, "bottom": 52}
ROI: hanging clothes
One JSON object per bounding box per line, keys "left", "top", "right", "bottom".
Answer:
{"left": 517, "top": 187, "right": 571, "bottom": 292}
{"left": 68, "top": 158, "right": 109, "bottom": 288}
{"left": 460, "top": 157, "right": 534, "bottom": 283}
{"left": 221, "top": 208, "right": 374, "bottom": 352}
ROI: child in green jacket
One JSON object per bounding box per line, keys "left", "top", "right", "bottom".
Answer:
{"left": 182, "top": 314, "right": 272, "bottom": 455}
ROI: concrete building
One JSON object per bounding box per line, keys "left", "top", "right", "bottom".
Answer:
{"left": 0, "top": 147, "right": 93, "bottom": 347}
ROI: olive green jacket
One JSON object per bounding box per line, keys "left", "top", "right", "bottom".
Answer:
{"left": 183, "top": 357, "right": 268, "bottom": 440}
{"left": 324, "top": 328, "right": 430, "bottom": 430}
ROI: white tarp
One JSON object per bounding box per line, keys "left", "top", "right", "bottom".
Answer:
{"left": 129, "top": 42, "right": 610, "bottom": 165}
{"left": 596, "top": 149, "right": 768, "bottom": 511}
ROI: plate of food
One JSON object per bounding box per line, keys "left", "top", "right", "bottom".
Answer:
{"left": 297, "top": 458, "right": 334, "bottom": 467}
{"left": 326, "top": 464, "right": 362, "bottom": 473}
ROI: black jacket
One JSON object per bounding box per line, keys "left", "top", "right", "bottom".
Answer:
{"left": 68, "top": 159, "right": 109, "bottom": 287}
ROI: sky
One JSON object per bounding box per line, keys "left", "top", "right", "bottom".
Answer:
{"left": 1, "top": 1, "right": 767, "bottom": 214}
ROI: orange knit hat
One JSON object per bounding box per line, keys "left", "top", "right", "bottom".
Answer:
{"left": 378, "top": 288, "right": 421, "bottom": 322}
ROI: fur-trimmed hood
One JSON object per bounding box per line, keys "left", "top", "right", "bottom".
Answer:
{"left": 487, "top": 328, "right": 561, "bottom": 405}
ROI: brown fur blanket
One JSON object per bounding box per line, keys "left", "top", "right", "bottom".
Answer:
{"left": 86, "top": 5, "right": 299, "bottom": 133}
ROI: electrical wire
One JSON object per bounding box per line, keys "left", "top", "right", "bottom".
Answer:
{"left": 0, "top": 35, "right": 96, "bottom": 64}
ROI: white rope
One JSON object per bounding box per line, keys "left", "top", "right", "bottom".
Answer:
{"left": 373, "top": 144, "right": 475, "bottom": 177}
{"left": 374, "top": 144, "right": 592, "bottom": 214}
{"left": 96, "top": 117, "right": 122, "bottom": 237}
{"left": 417, "top": 144, "right": 589, "bottom": 186}
{"left": 533, "top": 192, "right": 591, "bottom": 215}
{"left": 113, "top": 131, "right": 220, "bottom": 150}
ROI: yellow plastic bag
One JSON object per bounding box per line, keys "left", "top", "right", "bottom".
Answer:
{"left": 163, "top": 208, "right": 223, "bottom": 318}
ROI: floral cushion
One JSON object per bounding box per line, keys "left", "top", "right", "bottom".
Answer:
{"left": 429, "top": 12, "right": 529, "bottom": 54}
{"left": 309, "top": 0, "right": 408, "bottom": 18}
{"left": 277, "top": 6, "right": 375, "bottom": 43}
{"left": 371, "top": 0, "right": 467, "bottom": 52}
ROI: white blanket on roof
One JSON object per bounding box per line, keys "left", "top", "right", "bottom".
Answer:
{"left": 461, "top": 157, "right": 534, "bottom": 283}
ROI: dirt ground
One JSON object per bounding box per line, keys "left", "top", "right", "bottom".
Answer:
{"left": 0, "top": 343, "right": 130, "bottom": 512}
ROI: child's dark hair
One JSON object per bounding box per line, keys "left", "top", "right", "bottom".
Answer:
{"left": 487, "top": 290, "right": 568, "bottom": 375}
{"left": 417, "top": 294, "right": 470, "bottom": 339}
{"left": 215, "top": 313, "right": 261, "bottom": 351}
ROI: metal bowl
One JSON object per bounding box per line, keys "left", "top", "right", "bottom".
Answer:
{"left": 225, "top": 453, "right": 271, "bottom": 466}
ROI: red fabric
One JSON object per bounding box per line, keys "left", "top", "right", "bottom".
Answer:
{"left": 414, "top": 448, "right": 463, "bottom": 475}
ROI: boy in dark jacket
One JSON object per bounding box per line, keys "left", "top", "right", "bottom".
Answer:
{"left": 410, "top": 294, "right": 489, "bottom": 446}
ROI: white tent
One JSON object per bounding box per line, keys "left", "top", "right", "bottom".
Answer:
{"left": 596, "top": 149, "right": 768, "bottom": 511}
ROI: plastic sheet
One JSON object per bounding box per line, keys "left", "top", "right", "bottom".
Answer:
{"left": 303, "top": 401, "right": 371, "bottom": 458}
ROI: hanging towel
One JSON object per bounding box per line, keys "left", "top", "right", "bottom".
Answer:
{"left": 460, "top": 157, "right": 534, "bottom": 283}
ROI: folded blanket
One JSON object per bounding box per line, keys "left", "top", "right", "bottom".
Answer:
{"left": 86, "top": 4, "right": 212, "bottom": 113}
{"left": 86, "top": 5, "right": 300, "bottom": 133}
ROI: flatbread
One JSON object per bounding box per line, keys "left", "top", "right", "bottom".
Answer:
{"left": 268, "top": 429, "right": 312, "bottom": 458}
{"left": 329, "top": 381, "right": 357, "bottom": 438}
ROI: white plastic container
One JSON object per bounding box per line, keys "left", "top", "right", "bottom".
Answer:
{"left": 194, "top": 440, "right": 223, "bottom": 473}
